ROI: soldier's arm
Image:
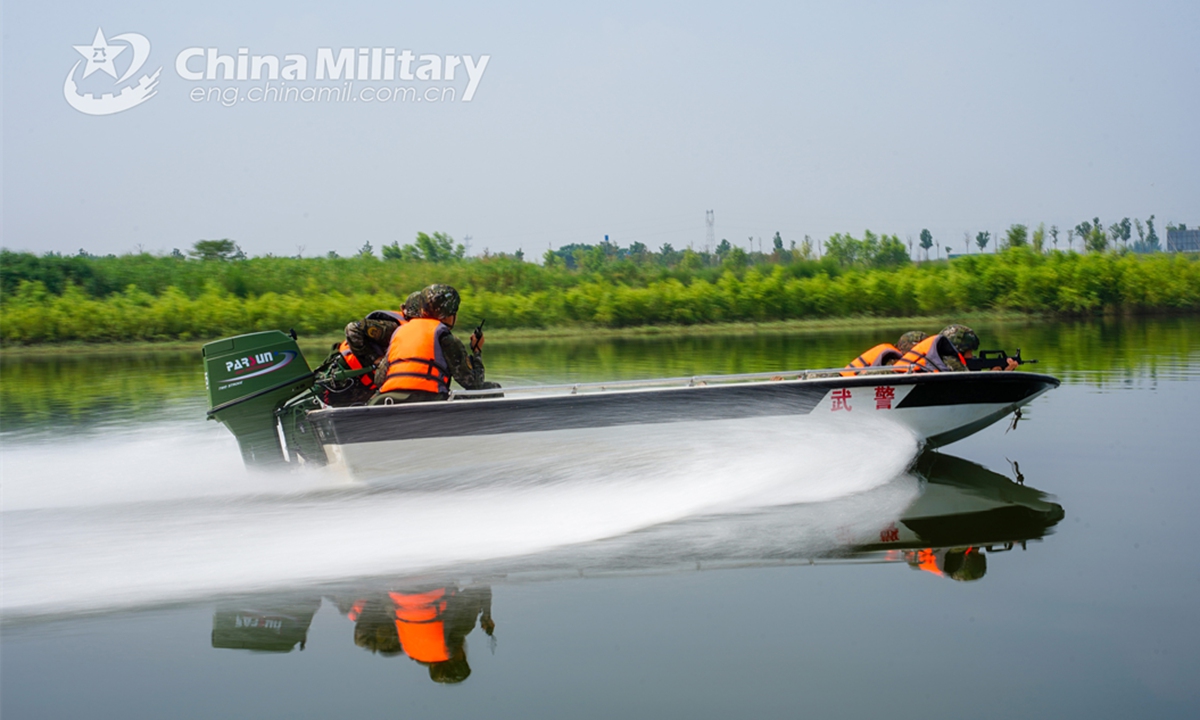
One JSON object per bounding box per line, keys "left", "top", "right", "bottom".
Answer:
{"left": 364, "top": 324, "right": 398, "bottom": 388}
{"left": 439, "top": 332, "right": 488, "bottom": 390}
{"left": 472, "top": 585, "right": 494, "bottom": 635}
{"left": 941, "top": 353, "right": 967, "bottom": 372}
{"left": 348, "top": 319, "right": 399, "bottom": 366}
{"left": 344, "top": 321, "right": 366, "bottom": 353}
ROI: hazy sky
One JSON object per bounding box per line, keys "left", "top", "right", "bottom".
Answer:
{"left": 3, "top": 0, "right": 1197, "bottom": 259}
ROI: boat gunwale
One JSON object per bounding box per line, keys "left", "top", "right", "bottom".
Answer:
{"left": 306, "top": 369, "right": 1061, "bottom": 419}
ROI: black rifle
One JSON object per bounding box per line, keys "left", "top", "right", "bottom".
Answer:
{"left": 965, "top": 348, "right": 1038, "bottom": 371}
{"left": 471, "top": 318, "right": 486, "bottom": 354}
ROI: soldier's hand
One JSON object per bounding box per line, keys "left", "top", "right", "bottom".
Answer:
{"left": 992, "top": 357, "right": 1019, "bottom": 372}
{"left": 471, "top": 331, "right": 485, "bottom": 354}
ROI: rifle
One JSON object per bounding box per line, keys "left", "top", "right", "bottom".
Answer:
{"left": 471, "top": 318, "right": 486, "bottom": 354}
{"left": 965, "top": 348, "right": 1038, "bottom": 371}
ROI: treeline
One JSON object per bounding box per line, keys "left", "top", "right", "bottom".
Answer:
{"left": 0, "top": 219, "right": 1178, "bottom": 302}
{"left": 0, "top": 231, "right": 901, "bottom": 302}
{"left": 2, "top": 243, "right": 1197, "bottom": 344}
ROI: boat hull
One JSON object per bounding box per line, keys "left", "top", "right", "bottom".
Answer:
{"left": 307, "top": 372, "right": 1059, "bottom": 479}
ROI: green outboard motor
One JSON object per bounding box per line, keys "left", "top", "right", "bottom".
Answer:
{"left": 203, "top": 331, "right": 316, "bottom": 466}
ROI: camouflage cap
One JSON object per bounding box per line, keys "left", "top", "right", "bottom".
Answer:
{"left": 939, "top": 324, "right": 980, "bottom": 353}
{"left": 402, "top": 290, "right": 424, "bottom": 320}
{"left": 896, "top": 331, "right": 929, "bottom": 354}
{"left": 421, "top": 284, "right": 461, "bottom": 320}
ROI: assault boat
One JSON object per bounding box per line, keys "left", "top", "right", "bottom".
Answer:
{"left": 203, "top": 331, "right": 1060, "bottom": 473}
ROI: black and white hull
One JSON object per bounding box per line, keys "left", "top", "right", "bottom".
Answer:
{"left": 307, "top": 370, "right": 1060, "bottom": 479}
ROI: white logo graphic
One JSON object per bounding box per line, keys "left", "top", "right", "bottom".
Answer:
{"left": 64, "top": 28, "right": 162, "bottom": 115}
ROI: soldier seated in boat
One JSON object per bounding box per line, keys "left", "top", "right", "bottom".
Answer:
{"left": 894, "top": 324, "right": 1018, "bottom": 372}
{"left": 841, "top": 331, "right": 929, "bottom": 376}
{"left": 314, "top": 291, "right": 424, "bottom": 406}
{"left": 370, "top": 284, "right": 501, "bottom": 404}
{"left": 346, "top": 291, "right": 424, "bottom": 365}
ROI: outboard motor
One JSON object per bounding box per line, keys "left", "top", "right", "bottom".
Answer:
{"left": 203, "top": 330, "right": 318, "bottom": 466}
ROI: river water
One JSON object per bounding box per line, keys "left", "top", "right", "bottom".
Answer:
{"left": 1, "top": 317, "right": 1198, "bottom": 719}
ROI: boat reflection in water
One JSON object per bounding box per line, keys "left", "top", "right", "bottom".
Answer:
{"left": 211, "top": 585, "right": 494, "bottom": 684}
{"left": 209, "top": 451, "right": 1063, "bottom": 683}
{"left": 858, "top": 452, "right": 1065, "bottom": 582}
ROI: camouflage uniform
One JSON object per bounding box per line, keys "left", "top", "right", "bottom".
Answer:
{"left": 402, "top": 290, "right": 424, "bottom": 321}
{"left": 317, "top": 292, "right": 423, "bottom": 406}
{"left": 344, "top": 315, "right": 399, "bottom": 368}
{"left": 370, "top": 284, "right": 501, "bottom": 403}
{"left": 314, "top": 313, "right": 399, "bottom": 407}
{"left": 337, "top": 292, "right": 422, "bottom": 367}
{"left": 939, "top": 324, "right": 980, "bottom": 372}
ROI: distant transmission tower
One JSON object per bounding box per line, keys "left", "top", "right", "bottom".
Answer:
{"left": 705, "top": 210, "right": 715, "bottom": 252}
{"left": 463, "top": 234, "right": 473, "bottom": 257}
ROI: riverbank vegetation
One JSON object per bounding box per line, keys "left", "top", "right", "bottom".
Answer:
{"left": 2, "top": 230, "right": 1198, "bottom": 345}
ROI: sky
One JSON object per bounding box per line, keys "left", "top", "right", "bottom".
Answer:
{"left": 2, "top": 0, "right": 1197, "bottom": 259}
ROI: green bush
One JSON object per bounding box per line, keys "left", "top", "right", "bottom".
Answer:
{"left": 2, "top": 249, "right": 1197, "bottom": 344}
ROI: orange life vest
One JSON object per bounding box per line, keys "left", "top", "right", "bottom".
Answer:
{"left": 389, "top": 589, "right": 451, "bottom": 663}
{"left": 893, "top": 335, "right": 965, "bottom": 373}
{"left": 338, "top": 310, "right": 405, "bottom": 390}
{"left": 378, "top": 318, "right": 452, "bottom": 395}
{"left": 841, "top": 343, "right": 903, "bottom": 377}
{"left": 338, "top": 341, "right": 377, "bottom": 389}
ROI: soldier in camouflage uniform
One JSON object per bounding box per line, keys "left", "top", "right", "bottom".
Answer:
{"left": 343, "top": 291, "right": 423, "bottom": 367}
{"left": 937, "top": 324, "right": 976, "bottom": 371}
{"left": 938, "top": 324, "right": 1017, "bottom": 371}
{"left": 314, "top": 291, "right": 424, "bottom": 407}
{"left": 371, "top": 284, "right": 501, "bottom": 404}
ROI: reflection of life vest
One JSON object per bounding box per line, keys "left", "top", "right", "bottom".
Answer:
{"left": 378, "top": 318, "right": 452, "bottom": 395}
{"left": 389, "top": 589, "right": 451, "bottom": 663}
{"left": 841, "top": 343, "right": 903, "bottom": 377}
{"left": 339, "top": 310, "right": 405, "bottom": 391}
{"left": 893, "top": 335, "right": 965, "bottom": 373}
{"left": 916, "top": 548, "right": 943, "bottom": 576}
{"left": 914, "top": 547, "right": 980, "bottom": 579}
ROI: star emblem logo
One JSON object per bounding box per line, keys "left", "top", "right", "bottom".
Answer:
{"left": 64, "top": 27, "right": 161, "bottom": 116}
{"left": 73, "top": 28, "right": 127, "bottom": 79}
